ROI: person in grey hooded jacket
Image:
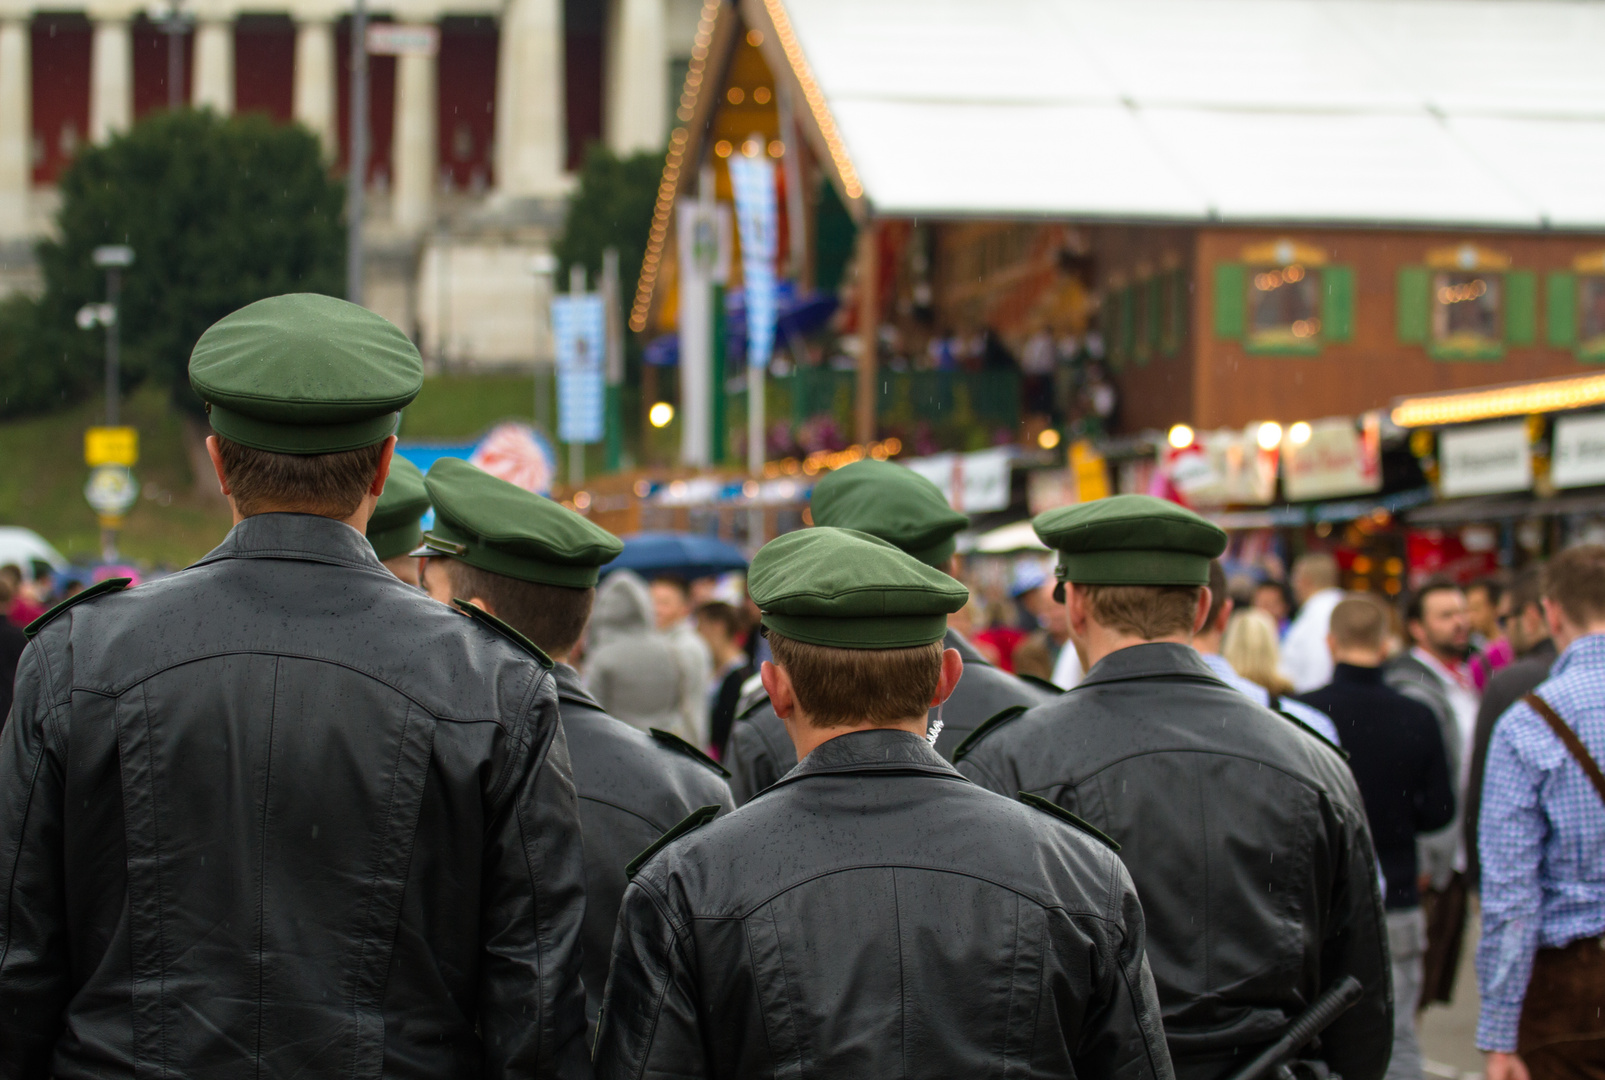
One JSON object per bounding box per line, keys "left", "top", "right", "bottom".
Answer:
{"left": 585, "top": 569, "right": 687, "bottom": 733}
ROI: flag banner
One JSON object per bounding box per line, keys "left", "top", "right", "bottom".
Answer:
{"left": 728, "top": 152, "right": 778, "bottom": 370}
{"left": 552, "top": 294, "right": 606, "bottom": 444}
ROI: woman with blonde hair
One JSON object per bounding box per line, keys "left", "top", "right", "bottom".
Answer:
{"left": 1222, "top": 607, "right": 1296, "bottom": 699}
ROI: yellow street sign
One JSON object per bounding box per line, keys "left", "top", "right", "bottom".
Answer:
{"left": 85, "top": 426, "right": 138, "bottom": 467}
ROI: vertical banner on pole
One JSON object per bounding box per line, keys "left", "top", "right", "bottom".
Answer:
{"left": 552, "top": 294, "right": 606, "bottom": 446}
{"left": 728, "top": 150, "right": 778, "bottom": 373}
{"left": 601, "top": 248, "right": 625, "bottom": 472}
{"left": 729, "top": 147, "right": 778, "bottom": 546}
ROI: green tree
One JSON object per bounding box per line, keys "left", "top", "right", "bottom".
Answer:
{"left": 26, "top": 109, "right": 344, "bottom": 415}
{"left": 554, "top": 144, "right": 662, "bottom": 317}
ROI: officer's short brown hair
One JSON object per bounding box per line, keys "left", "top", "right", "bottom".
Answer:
{"left": 768, "top": 632, "right": 941, "bottom": 728}
{"left": 216, "top": 436, "right": 388, "bottom": 519}
{"left": 1329, "top": 594, "right": 1389, "bottom": 651}
{"left": 443, "top": 559, "right": 594, "bottom": 657}
{"left": 1077, "top": 583, "right": 1203, "bottom": 640}
{"left": 1544, "top": 545, "right": 1605, "bottom": 627}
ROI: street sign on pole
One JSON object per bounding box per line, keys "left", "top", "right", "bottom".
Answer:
{"left": 85, "top": 426, "right": 139, "bottom": 467}
{"left": 366, "top": 23, "right": 438, "bottom": 54}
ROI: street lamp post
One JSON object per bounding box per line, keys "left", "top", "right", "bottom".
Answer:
{"left": 530, "top": 251, "right": 558, "bottom": 433}
{"left": 89, "top": 245, "right": 134, "bottom": 426}
{"left": 347, "top": 0, "right": 369, "bottom": 303}
{"left": 79, "top": 245, "right": 136, "bottom": 561}
{"left": 148, "top": 0, "right": 193, "bottom": 110}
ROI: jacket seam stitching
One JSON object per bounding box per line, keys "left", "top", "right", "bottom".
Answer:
{"left": 634, "top": 882, "right": 687, "bottom": 1080}
{"left": 68, "top": 650, "right": 523, "bottom": 728}
{"left": 140, "top": 680, "right": 173, "bottom": 1077}
{"left": 1031, "top": 747, "right": 1344, "bottom": 797}
{"left": 0, "top": 696, "right": 57, "bottom": 980}
{"left": 347, "top": 696, "right": 412, "bottom": 1075}
{"left": 702, "top": 862, "right": 1115, "bottom": 921}
{"left": 576, "top": 794, "right": 670, "bottom": 831}
{"left": 255, "top": 657, "right": 280, "bottom": 1078}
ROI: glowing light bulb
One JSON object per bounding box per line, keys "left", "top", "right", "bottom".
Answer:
{"left": 1168, "top": 424, "right": 1195, "bottom": 449}
{"left": 1289, "top": 421, "right": 1313, "bottom": 446}
{"left": 1257, "top": 421, "right": 1283, "bottom": 451}
{"left": 1038, "top": 428, "right": 1062, "bottom": 450}
{"left": 649, "top": 402, "right": 675, "bottom": 428}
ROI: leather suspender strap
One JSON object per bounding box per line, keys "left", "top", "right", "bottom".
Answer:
{"left": 1524, "top": 693, "right": 1605, "bottom": 808}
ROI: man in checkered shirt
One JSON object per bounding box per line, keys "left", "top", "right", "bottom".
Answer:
{"left": 1478, "top": 544, "right": 1605, "bottom": 1080}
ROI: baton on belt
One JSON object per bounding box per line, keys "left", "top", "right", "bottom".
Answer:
{"left": 1221, "top": 976, "right": 1366, "bottom": 1080}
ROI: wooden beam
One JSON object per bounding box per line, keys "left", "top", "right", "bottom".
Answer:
{"left": 856, "top": 219, "right": 879, "bottom": 446}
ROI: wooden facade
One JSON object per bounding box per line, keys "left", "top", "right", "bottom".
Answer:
{"left": 918, "top": 220, "right": 1605, "bottom": 437}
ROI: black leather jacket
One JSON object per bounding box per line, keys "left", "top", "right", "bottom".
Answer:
{"left": 595, "top": 728, "right": 1173, "bottom": 1080}
{"left": 0, "top": 514, "right": 592, "bottom": 1080}
{"left": 725, "top": 629, "right": 1054, "bottom": 803}
{"left": 551, "top": 663, "right": 734, "bottom": 1030}
{"left": 957, "top": 643, "right": 1390, "bottom": 1080}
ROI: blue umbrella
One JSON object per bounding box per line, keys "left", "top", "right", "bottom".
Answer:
{"left": 603, "top": 532, "right": 749, "bottom": 580}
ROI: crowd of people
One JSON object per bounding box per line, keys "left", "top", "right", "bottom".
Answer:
{"left": 0, "top": 291, "right": 1601, "bottom": 1080}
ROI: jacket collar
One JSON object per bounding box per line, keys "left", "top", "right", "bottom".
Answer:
{"left": 1333, "top": 662, "right": 1386, "bottom": 685}
{"left": 553, "top": 662, "right": 604, "bottom": 710}
{"left": 1077, "top": 640, "right": 1222, "bottom": 689}
{"left": 1552, "top": 632, "right": 1605, "bottom": 678}
{"left": 768, "top": 728, "right": 963, "bottom": 792}
{"left": 194, "top": 512, "right": 386, "bottom": 572}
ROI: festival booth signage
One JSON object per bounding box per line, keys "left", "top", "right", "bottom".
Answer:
{"left": 1281, "top": 416, "right": 1382, "bottom": 502}
{"left": 1437, "top": 420, "right": 1532, "bottom": 497}
{"left": 1161, "top": 427, "right": 1276, "bottom": 507}
{"left": 1552, "top": 411, "right": 1605, "bottom": 489}
{"left": 904, "top": 448, "right": 1014, "bottom": 513}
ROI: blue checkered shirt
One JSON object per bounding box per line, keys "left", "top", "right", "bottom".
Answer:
{"left": 1476, "top": 633, "right": 1605, "bottom": 1052}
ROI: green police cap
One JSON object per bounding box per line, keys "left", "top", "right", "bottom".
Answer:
{"left": 420, "top": 457, "right": 623, "bottom": 588}
{"left": 809, "top": 459, "right": 970, "bottom": 568}
{"left": 748, "top": 527, "right": 970, "bottom": 649}
{"left": 1033, "top": 494, "right": 1227, "bottom": 587}
{"left": 189, "top": 293, "right": 424, "bottom": 454}
{"left": 366, "top": 456, "right": 430, "bottom": 562}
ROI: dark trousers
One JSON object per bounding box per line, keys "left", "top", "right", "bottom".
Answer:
{"left": 1520, "top": 934, "right": 1605, "bottom": 1080}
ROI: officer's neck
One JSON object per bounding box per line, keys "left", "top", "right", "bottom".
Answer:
{"left": 1079, "top": 623, "right": 1193, "bottom": 670}
{"left": 231, "top": 496, "right": 377, "bottom": 534}
{"left": 784, "top": 715, "right": 929, "bottom": 760}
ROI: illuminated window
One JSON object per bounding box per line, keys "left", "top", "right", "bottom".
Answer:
{"left": 1580, "top": 277, "right": 1605, "bottom": 357}
{"left": 1247, "top": 264, "right": 1321, "bottom": 351}
{"left": 1432, "top": 272, "right": 1502, "bottom": 353}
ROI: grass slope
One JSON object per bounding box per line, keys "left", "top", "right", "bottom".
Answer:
{"left": 0, "top": 387, "right": 232, "bottom": 567}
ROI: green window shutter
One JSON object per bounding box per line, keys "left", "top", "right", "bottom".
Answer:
{"left": 1506, "top": 269, "right": 1537, "bottom": 345}
{"left": 1144, "top": 277, "right": 1162, "bottom": 362}
{"left": 1120, "top": 286, "right": 1136, "bottom": 363}
{"left": 1214, "top": 262, "right": 1246, "bottom": 340}
{"left": 1547, "top": 271, "right": 1578, "bottom": 347}
{"left": 1322, "top": 264, "right": 1355, "bottom": 343}
{"left": 1164, "top": 270, "right": 1186, "bottom": 356}
{"left": 1397, "top": 266, "right": 1430, "bottom": 344}
{"left": 1106, "top": 289, "right": 1127, "bottom": 369}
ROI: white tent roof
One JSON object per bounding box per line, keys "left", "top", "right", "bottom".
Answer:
{"left": 778, "top": 0, "right": 1605, "bottom": 228}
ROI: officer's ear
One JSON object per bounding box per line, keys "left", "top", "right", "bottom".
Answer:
{"left": 761, "top": 660, "right": 796, "bottom": 720}
{"left": 1192, "top": 586, "right": 1213, "bottom": 637}
{"left": 468, "top": 596, "right": 496, "bottom": 617}
{"left": 929, "top": 648, "right": 963, "bottom": 708}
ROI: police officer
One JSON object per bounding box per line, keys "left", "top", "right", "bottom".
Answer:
{"left": 957, "top": 495, "right": 1390, "bottom": 1080}
{"left": 594, "top": 527, "right": 1172, "bottom": 1078}
{"left": 416, "top": 457, "right": 734, "bottom": 1031}
{"left": 725, "top": 458, "right": 1053, "bottom": 802}
{"left": 365, "top": 454, "right": 429, "bottom": 585}
{"left": 0, "top": 294, "right": 591, "bottom": 1078}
